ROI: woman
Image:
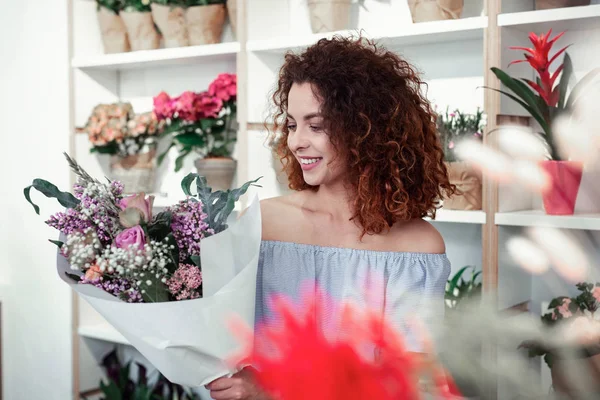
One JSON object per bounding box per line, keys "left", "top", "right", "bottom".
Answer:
{"left": 207, "top": 35, "right": 454, "bottom": 400}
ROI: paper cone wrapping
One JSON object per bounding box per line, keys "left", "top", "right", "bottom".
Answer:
{"left": 120, "top": 11, "right": 160, "bottom": 51}
{"left": 443, "top": 161, "right": 482, "bottom": 210}
{"left": 58, "top": 197, "right": 262, "bottom": 387}
{"left": 96, "top": 7, "right": 130, "bottom": 53}
{"left": 151, "top": 3, "right": 189, "bottom": 48}
{"left": 535, "top": 0, "right": 590, "bottom": 9}
{"left": 227, "top": 0, "right": 237, "bottom": 38}
{"left": 408, "top": 0, "right": 464, "bottom": 23}
{"left": 186, "top": 4, "right": 226, "bottom": 46}
{"left": 307, "top": 0, "right": 352, "bottom": 33}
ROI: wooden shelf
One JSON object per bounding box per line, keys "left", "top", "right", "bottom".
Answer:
{"left": 495, "top": 210, "right": 600, "bottom": 230}
{"left": 498, "top": 5, "right": 600, "bottom": 32}
{"left": 71, "top": 42, "right": 240, "bottom": 71}
{"left": 78, "top": 324, "right": 129, "bottom": 345}
{"left": 428, "top": 209, "right": 487, "bottom": 224}
{"left": 247, "top": 17, "right": 487, "bottom": 53}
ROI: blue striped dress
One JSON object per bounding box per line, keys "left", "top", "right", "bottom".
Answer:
{"left": 254, "top": 240, "right": 451, "bottom": 354}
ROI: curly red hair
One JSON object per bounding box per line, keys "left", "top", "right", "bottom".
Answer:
{"left": 268, "top": 35, "right": 454, "bottom": 237}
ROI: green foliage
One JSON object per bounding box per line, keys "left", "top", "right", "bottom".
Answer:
{"left": 24, "top": 178, "right": 80, "bottom": 215}
{"left": 180, "top": 173, "right": 261, "bottom": 234}
{"left": 184, "top": 0, "right": 227, "bottom": 6}
{"left": 97, "top": 0, "right": 125, "bottom": 14}
{"left": 445, "top": 265, "right": 482, "bottom": 311}
{"left": 436, "top": 107, "right": 485, "bottom": 162}
{"left": 122, "top": 0, "right": 152, "bottom": 12}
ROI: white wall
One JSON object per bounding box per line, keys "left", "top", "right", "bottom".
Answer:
{"left": 0, "top": 1, "right": 73, "bottom": 399}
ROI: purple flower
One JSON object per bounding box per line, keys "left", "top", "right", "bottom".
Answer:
{"left": 169, "top": 199, "right": 214, "bottom": 261}
{"left": 46, "top": 208, "right": 92, "bottom": 235}
{"left": 167, "top": 263, "right": 202, "bottom": 301}
{"left": 80, "top": 276, "right": 143, "bottom": 303}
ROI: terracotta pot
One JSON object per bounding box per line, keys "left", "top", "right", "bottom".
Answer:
{"left": 307, "top": 0, "right": 352, "bottom": 34}
{"left": 96, "top": 6, "right": 130, "bottom": 53}
{"left": 227, "top": 0, "right": 237, "bottom": 38}
{"left": 443, "top": 161, "right": 482, "bottom": 210}
{"left": 408, "top": 0, "right": 464, "bottom": 23}
{"left": 120, "top": 11, "right": 160, "bottom": 51}
{"left": 194, "top": 157, "right": 236, "bottom": 191}
{"left": 539, "top": 160, "right": 583, "bottom": 215}
{"left": 110, "top": 150, "right": 157, "bottom": 194}
{"left": 535, "top": 0, "right": 590, "bottom": 10}
{"left": 551, "top": 353, "right": 600, "bottom": 395}
{"left": 186, "top": 4, "right": 226, "bottom": 45}
{"left": 151, "top": 3, "right": 189, "bottom": 48}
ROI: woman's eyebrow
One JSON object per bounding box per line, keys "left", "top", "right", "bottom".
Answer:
{"left": 286, "top": 112, "right": 322, "bottom": 121}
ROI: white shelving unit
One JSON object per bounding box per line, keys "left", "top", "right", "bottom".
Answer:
{"left": 498, "top": 4, "right": 600, "bottom": 30}
{"left": 431, "top": 209, "right": 487, "bottom": 224}
{"left": 496, "top": 210, "right": 600, "bottom": 230}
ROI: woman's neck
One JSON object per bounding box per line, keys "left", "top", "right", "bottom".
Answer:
{"left": 308, "top": 181, "right": 354, "bottom": 223}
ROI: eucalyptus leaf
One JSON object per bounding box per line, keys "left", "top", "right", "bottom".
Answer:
{"left": 64, "top": 272, "right": 81, "bottom": 283}
{"left": 48, "top": 239, "right": 64, "bottom": 248}
{"left": 24, "top": 178, "right": 80, "bottom": 215}
{"left": 139, "top": 276, "right": 170, "bottom": 303}
{"left": 174, "top": 148, "right": 191, "bottom": 172}
{"left": 190, "top": 255, "right": 201, "bottom": 267}
{"left": 147, "top": 211, "right": 172, "bottom": 241}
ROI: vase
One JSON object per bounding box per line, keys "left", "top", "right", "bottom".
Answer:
{"left": 151, "top": 3, "right": 189, "bottom": 48}
{"left": 186, "top": 4, "right": 226, "bottom": 46}
{"left": 407, "top": 0, "right": 464, "bottom": 23}
{"left": 535, "top": 0, "right": 590, "bottom": 10}
{"left": 539, "top": 160, "right": 583, "bottom": 215}
{"left": 110, "top": 150, "right": 157, "bottom": 194}
{"left": 120, "top": 11, "right": 160, "bottom": 51}
{"left": 96, "top": 6, "right": 130, "bottom": 53}
{"left": 194, "top": 157, "right": 236, "bottom": 191}
{"left": 442, "top": 161, "right": 482, "bottom": 210}
{"left": 227, "top": 0, "right": 237, "bottom": 38}
{"left": 307, "top": 0, "right": 352, "bottom": 34}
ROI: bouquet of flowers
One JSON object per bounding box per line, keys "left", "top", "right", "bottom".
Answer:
{"left": 24, "top": 152, "right": 262, "bottom": 386}
{"left": 155, "top": 73, "right": 237, "bottom": 172}
{"left": 436, "top": 107, "right": 485, "bottom": 163}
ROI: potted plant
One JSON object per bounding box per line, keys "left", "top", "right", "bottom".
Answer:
{"left": 519, "top": 283, "right": 600, "bottom": 396}
{"left": 95, "top": 0, "right": 131, "bottom": 53}
{"left": 185, "top": 0, "right": 227, "bottom": 45}
{"left": 408, "top": 0, "right": 464, "bottom": 23}
{"left": 151, "top": 0, "right": 190, "bottom": 48}
{"left": 486, "top": 29, "right": 600, "bottom": 215}
{"left": 90, "top": 348, "right": 202, "bottom": 399}
{"left": 445, "top": 266, "right": 482, "bottom": 313}
{"left": 77, "top": 103, "right": 162, "bottom": 194}
{"left": 120, "top": 0, "right": 161, "bottom": 51}
{"left": 437, "top": 107, "right": 485, "bottom": 210}
{"left": 155, "top": 73, "right": 237, "bottom": 191}
{"left": 535, "top": 0, "right": 590, "bottom": 10}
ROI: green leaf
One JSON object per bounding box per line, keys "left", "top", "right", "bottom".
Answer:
{"left": 164, "top": 233, "right": 179, "bottom": 271}
{"left": 190, "top": 255, "right": 201, "bottom": 267}
{"left": 24, "top": 178, "right": 80, "bottom": 215}
{"left": 157, "top": 141, "right": 175, "bottom": 167}
{"left": 64, "top": 272, "right": 81, "bottom": 283}
{"left": 557, "top": 52, "right": 574, "bottom": 110}
{"left": 48, "top": 239, "right": 64, "bottom": 248}
{"left": 447, "top": 266, "right": 471, "bottom": 293}
{"left": 174, "top": 132, "right": 205, "bottom": 147}
{"left": 100, "top": 380, "right": 122, "bottom": 400}
{"left": 181, "top": 173, "right": 197, "bottom": 196}
{"left": 566, "top": 67, "right": 600, "bottom": 109}
{"left": 91, "top": 142, "right": 119, "bottom": 154}
{"left": 174, "top": 148, "right": 192, "bottom": 173}
{"left": 147, "top": 211, "right": 172, "bottom": 241}
{"left": 548, "top": 296, "right": 570, "bottom": 309}
{"left": 140, "top": 277, "right": 171, "bottom": 303}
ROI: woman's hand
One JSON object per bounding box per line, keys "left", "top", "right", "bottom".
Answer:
{"left": 206, "top": 368, "right": 268, "bottom": 400}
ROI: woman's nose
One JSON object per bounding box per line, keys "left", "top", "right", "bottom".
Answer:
{"left": 287, "top": 127, "right": 310, "bottom": 152}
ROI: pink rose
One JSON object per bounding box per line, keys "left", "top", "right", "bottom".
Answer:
{"left": 208, "top": 73, "right": 237, "bottom": 102}
{"left": 115, "top": 226, "right": 146, "bottom": 249}
{"left": 119, "top": 193, "right": 154, "bottom": 223}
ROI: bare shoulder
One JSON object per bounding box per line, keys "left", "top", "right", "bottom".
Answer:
{"left": 260, "top": 192, "right": 305, "bottom": 241}
{"left": 388, "top": 218, "right": 446, "bottom": 254}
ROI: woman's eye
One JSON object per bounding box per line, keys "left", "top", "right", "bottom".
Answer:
{"left": 310, "top": 125, "right": 322, "bottom": 132}
{"left": 287, "top": 124, "right": 297, "bottom": 131}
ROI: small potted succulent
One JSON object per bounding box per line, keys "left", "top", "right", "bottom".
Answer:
{"left": 95, "top": 0, "right": 131, "bottom": 53}
{"left": 436, "top": 107, "right": 485, "bottom": 210}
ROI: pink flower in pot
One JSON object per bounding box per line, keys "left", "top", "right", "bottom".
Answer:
{"left": 208, "top": 73, "right": 237, "bottom": 102}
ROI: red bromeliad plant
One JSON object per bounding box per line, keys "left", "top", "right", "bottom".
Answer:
{"left": 488, "top": 29, "right": 598, "bottom": 161}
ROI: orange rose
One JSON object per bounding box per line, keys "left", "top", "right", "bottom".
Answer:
{"left": 85, "top": 264, "right": 102, "bottom": 281}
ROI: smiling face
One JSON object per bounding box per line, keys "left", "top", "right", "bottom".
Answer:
{"left": 286, "top": 82, "right": 345, "bottom": 187}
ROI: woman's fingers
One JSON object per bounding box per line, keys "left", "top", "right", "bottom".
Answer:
{"left": 209, "top": 387, "right": 246, "bottom": 400}
{"left": 206, "top": 377, "right": 234, "bottom": 391}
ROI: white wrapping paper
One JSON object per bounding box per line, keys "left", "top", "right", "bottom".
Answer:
{"left": 58, "top": 196, "right": 262, "bottom": 387}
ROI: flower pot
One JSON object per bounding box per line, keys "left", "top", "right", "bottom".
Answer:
{"left": 151, "top": 3, "right": 189, "bottom": 48}
{"left": 186, "top": 4, "right": 226, "bottom": 46}
{"left": 539, "top": 160, "right": 583, "bottom": 215}
{"left": 535, "top": 0, "right": 591, "bottom": 10}
{"left": 408, "top": 0, "right": 464, "bottom": 23}
{"left": 194, "top": 157, "right": 236, "bottom": 191}
{"left": 96, "top": 6, "right": 130, "bottom": 53}
{"left": 110, "top": 150, "right": 157, "bottom": 194}
{"left": 120, "top": 11, "right": 160, "bottom": 51}
{"left": 227, "top": 0, "right": 237, "bottom": 38}
{"left": 307, "top": 0, "right": 352, "bottom": 34}
{"left": 442, "top": 161, "right": 482, "bottom": 210}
